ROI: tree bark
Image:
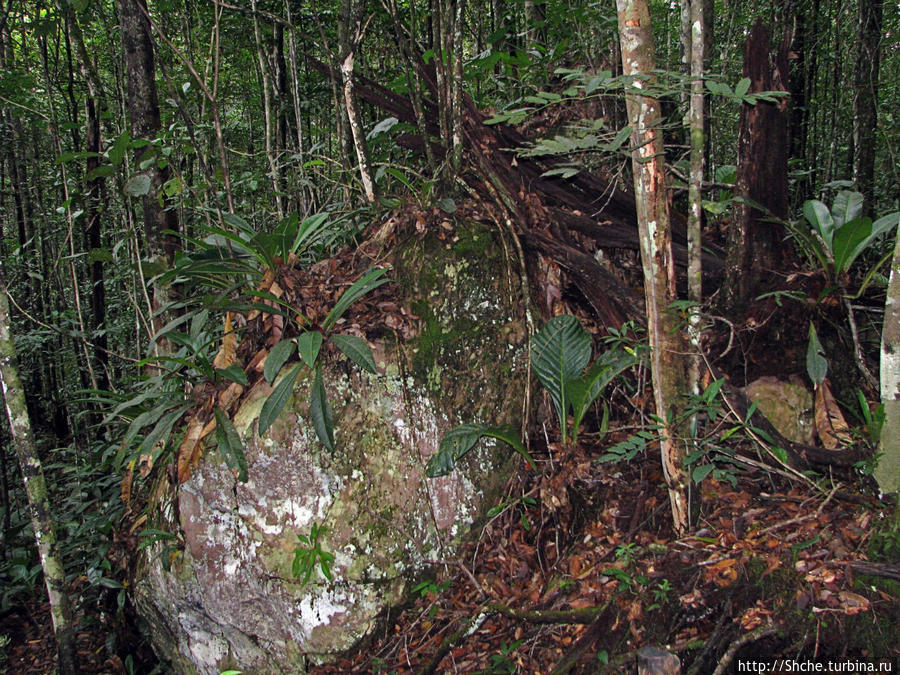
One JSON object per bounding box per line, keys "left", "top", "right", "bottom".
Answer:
{"left": 0, "top": 279, "right": 78, "bottom": 674}
{"left": 118, "top": 0, "right": 180, "bottom": 263}
{"left": 616, "top": 0, "right": 690, "bottom": 534}
{"left": 720, "top": 20, "right": 791, "bottom": 314}
{"left": 875, "top": 227, "right": 900, "bottom": 494}
{"left": 686, "top": 0, "right": 705, "bottom": 397}
{"left": 853, "top": 0, "right": 882, "bottom": 214}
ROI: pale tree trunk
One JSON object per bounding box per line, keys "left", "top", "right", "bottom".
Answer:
{"left": 339, "top": 0, "right": 376, "bottom": 202}
{"left": 875, "top": 228, "right": 900, "bottom": 494}
{"left": 616, "top": 0, "right": 690, "bottom": 534}
{"left": 686, "top": 0, "right": 705, "bottom": 397}
{"left": 0, "top": 280, "right": 78, "bottom": 674}
{"left": 449, "top": 0, "right": 466, "bottom": 173}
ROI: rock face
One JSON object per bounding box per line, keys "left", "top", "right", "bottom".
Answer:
{"left": 133, "top": 219, "right": 529, "bottom": 673}
{"left": 742, "top": 376, "right": 815, "bottom": 445}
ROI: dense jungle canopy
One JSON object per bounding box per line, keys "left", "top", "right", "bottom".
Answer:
{"left": 0, "top": 0, "right": 899, "bottom": 671}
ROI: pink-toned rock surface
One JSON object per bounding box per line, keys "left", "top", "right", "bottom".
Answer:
{"left": 134, "top": 220, "right": 528, "bottom": 673}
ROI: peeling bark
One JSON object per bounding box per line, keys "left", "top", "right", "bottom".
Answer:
{"left": 616, "top": 0, "right": 690, "bottom": 534}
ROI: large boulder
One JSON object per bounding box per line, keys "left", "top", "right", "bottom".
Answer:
{"left": 133, "top": 217, "right": 529, "bottom": 673}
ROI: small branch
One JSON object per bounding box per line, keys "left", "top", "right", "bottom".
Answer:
{"left": 712, "top": 624, "right": 780, "bottom": 675}
{"left": 487, "top": 601, "right": 611, "bottom": 624}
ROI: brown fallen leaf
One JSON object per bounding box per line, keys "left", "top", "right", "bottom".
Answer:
{"left": 837, "top": 590, "right": 871, "bottom": 615}
{"left": 212, "top": 312, "right": 237, "bottom": 370}
{"left": 815, "top": 379, "right": 852, "bottom": 449}
{"left": 177, "top": 414, "right": 208, "bottom": 483}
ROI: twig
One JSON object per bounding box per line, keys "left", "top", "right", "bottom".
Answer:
{"left": 419, "top": 606, "right": 489, "bottom": 675}
{"left": 487, "top": 600, "right": 611, "bottom": 624}
{"left": 712, "top": 624, "right": 780, "bottom": 675}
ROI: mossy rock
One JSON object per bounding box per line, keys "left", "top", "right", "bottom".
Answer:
{"left": 133, "top": 217, "right": 529, "bottom": 673}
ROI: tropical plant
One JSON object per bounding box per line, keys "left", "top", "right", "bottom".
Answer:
{"left": 530, "top": 314, "right": 639, "bottom": 445}
{"left": 794, "top": 189, "right": 899, "bottom": 293}
{"left": 258, "top": 266, "right": 389, "bottom": 452}
{"left": 428, "top": 315, "right": 638, "bottom": 478}
{"left": 292, "top": 522, "right": 335, "bottom": 586}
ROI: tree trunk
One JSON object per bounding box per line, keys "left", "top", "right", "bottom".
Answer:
{"left": 0, "top": 279, "right": 78, "bottom": 674}
{"left": 338, "top": 0, "right": 376, "bottom": 203}
{"left": 720, "top": 20, "right": 790, "bottom": 314}
{"left": 686, "top": 0, "right": 705, "bottom": 397}
{"left": 118, "top": 0, "right": 180, "bottom": 263}
{"left": 875, "top": 227, "right": 900, "bottom": 494}
{"left": 853, "top": 0, "right": 882, "bottom": 214}
{"left": 616, "top": 0, "right": 690, "bottom": 535}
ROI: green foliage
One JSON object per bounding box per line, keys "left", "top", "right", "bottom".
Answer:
{"left": 530, "top": 315, "right": 639, "bottom": 445}
{"left": 292, "top": 522, "right": 334, "bottom": 586}
{"left": 596, "top": 430, "right": 655, "bottom": 464}
{"left": 255, "top": 267, "right": 387, "bottom": 450}
{"left": 213, "top": 408, "right": 248, "bottom": 482}
{"left": 485, "top": 640, "right": 523, "bottom": 674}
{"left": 426, "top": 424, "right": 534, "bottom": 478}
{"left": 793, "top": 190, "right": 899, "bottom": 291}
{"left": 806, "top": 323, "right": 828, "bottom": 386}
{"left": 531, "top": 315, "right": 592, "bottom": 445}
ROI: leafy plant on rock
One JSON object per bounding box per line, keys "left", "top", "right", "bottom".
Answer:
{"left": 258, "top": 266, "right": 389, "bottom": 452}
{"left": 428, "top": 315, "right": 638, "bottom": 477}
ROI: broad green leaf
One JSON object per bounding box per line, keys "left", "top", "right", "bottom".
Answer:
{"left": 426, "top": 424, "right": 532, "bottom": 477}
{"left": 734, "top": 77, "right": 751, "bottom": 99}
{"left": 803, "top": 199, "right": 834, "bottom": 248}
{"left": 214, "top": 408, "right": 248, "bottom": 482}
{"left": 140, "top": 406, "right": 189, "bottom": 460}
{"left": 831, "top": 190, "right": 864, "bottom": 229}
{"left": 297, "top": 331, "right": 323, "bottom": 367}
{"left": 216, "top": 364, "right": 248, "bottom": 386}
{"left": 322, "top": 268, "right": 389, "bottom": 331}
{"left": 567, "top": 349, "right": 638, "bottom": 442}
{"left": 831, "top": 217, "right": 873, "bottom": 275}
{"left": 309, "top": 366, "right": 335, "bottom": 452}
{"left": 530, "top": 315, "right": 592, "bottom": 443}
{"left": 258, "top": 364, "right": 302, "bottom": 436}
{"left": 86, "top": 165, "right": 115, "bottom": 181}
{"left": 438, "top": 197, "right": 457, "bottom": 213}
{"left": 838, "top": 211, "right": 899, "bottom": 277}
{"left": 119, "top": 402, "right": 175, "bottom": 464}
{"left": 692, "top": 463, "right": 715, "bottom": 483}
{"left": 109, "top": 131, "right": 130, "bottom": 165}
{"left": 292, "top": 212, "right": 331, "bottom": 256}
{"left": 222, "top": 212, "right": 255, "bottom": 237}
{"left": 124, "top": 174, "right": 151, "bottom": 197}
{"left": 330, "top": 333, "right": 377, "bottom": 373}
{"left": 806, "top": 323, "right": 827, "bottom": 386}
{"left": 264, "top": 339, "right": 296, "bottom": 383}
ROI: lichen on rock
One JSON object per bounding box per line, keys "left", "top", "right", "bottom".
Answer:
{"left": 133, "top": 216, "right": 530, "bottom": 673}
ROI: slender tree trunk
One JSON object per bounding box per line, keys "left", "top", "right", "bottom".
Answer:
{"left": 686, "top": 0, "right": 705, "bottom": 398}
{"left": 875, "top": 227, "right": 900, "bottom": 494}
{"left": 0, "top": 279, "right": 78, "bottom": 675}
{"left": 56, "top": 0, "right": 111, "bottom": 391}
{"left": 339, "top": 0, "right": 376, "bottom": 202}
{"left": 853, "top": 0, "right": 882, "bottom": 214}
{"left": 616, "top": 0, "right": 690, "bottom": 535}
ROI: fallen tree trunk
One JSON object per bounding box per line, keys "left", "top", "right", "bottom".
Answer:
{"left": 312, "top": 55, "right": 864, "bottom": 474}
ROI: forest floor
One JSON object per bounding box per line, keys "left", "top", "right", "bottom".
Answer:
{"left": 4, "top": 203, "right": 899, "bottom": 673}
{"left": 305, "top": 431, "right": 899, "bottom": 673}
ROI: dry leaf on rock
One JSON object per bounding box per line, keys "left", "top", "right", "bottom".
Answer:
{"left": 815, "top": 379, "right": 852, "bottom": 449}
